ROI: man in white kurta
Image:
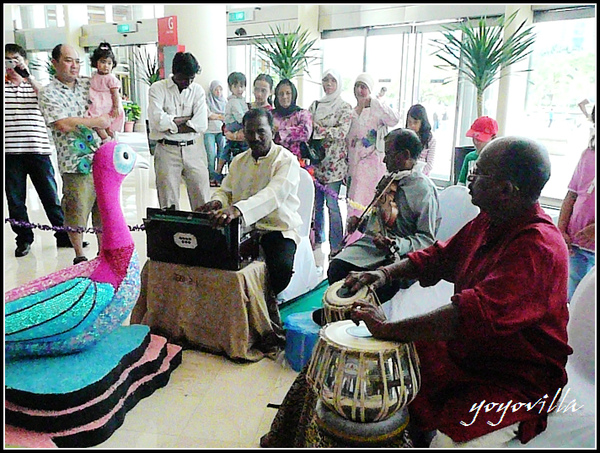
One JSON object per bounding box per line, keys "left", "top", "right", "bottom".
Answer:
{"left": 148, "top": 51, "right": 209, "bottom": 211}
{"left": 198, "top": 108, "right": 302, "bottom": 337}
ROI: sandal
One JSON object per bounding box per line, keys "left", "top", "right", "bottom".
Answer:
{"left": 73, "top": 256, "right": 88, "bottom": 265}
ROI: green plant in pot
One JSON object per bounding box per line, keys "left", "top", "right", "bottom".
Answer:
{"left": 253, "top": 24, "right": 320, "bottom": 81}
{"left": 432, "top": 11, "right": 536, "bottom": 117}
{"left": 122, "top": 100, "right": 141, "bottom": 132}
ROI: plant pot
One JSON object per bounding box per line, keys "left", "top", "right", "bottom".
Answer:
{"left": 124, "top": 121, "right": 135, "bottom": 133}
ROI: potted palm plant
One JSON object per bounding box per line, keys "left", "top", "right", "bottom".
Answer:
{"left": 253, "top": 24, "right": 320, "bottom": 81}
{"left": 432, "top": 11, "right": 536, "bottom": 117}
{"left": 122, "top": 100, "right": 141, "bottom": 132}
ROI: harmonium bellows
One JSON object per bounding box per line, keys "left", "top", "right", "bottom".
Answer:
{"left": 144, "top": 208, "right": 259, "bottom": 271}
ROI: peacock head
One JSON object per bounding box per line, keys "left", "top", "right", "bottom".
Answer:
{"left": 92, "top": 140, "right": 149, "bottom": 189}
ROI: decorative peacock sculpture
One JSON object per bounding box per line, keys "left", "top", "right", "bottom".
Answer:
{"left": 5, "top": 137, "right": 149, "bottom": 360}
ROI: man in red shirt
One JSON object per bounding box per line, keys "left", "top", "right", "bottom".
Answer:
{"left": 347, "top": 136, "right": 571, "bottom": 447}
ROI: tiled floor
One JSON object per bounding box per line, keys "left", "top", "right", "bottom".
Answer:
{"left": 4, "top": 137, "right": 334, "bottom": 448}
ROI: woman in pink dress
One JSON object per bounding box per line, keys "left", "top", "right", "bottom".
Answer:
{"left": 346, "top": 73, "right": 400, "bottom": 219}
{"left": 87, "top": 42, "right": 125, "bottom": 142}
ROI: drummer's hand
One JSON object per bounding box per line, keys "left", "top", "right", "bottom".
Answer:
{"left": 208, "top": 206, "right": 241, "bottom": 228}
{"left": 344, "top": 269, "right": 386, "bottom": 295}
{"left": 347, "top": 215, "right": 360, "bottom": 233}
{"left": 350, "top": 300, "right": 387, "bottom": 335}
{"left": 196, "top": 200, "right": 222, "bottom": 213}
{"left": 372, "top": 233, "right": 394, "bottom": 251}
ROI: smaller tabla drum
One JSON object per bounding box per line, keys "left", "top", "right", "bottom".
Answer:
{"left": 322, "top": 280, "right": 377, "bottom": 324}
{"left": 306, "top": 320, "right": 421, "bottom": 423}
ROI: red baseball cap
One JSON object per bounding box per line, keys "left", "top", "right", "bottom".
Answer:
{"left": 466, "top": 116, "right": 499, "bottom": 142}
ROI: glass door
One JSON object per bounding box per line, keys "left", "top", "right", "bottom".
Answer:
{"left": 365, "top": 26, "right": 460, "bottom": 184}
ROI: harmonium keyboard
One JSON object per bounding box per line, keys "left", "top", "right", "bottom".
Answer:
{"left": 144, "top": 208, "right": 259, "bottom": 271}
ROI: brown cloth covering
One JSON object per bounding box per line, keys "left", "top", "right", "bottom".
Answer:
{"left": 130, "top": 260, "right": 283, "bottom": 362}
{"left": 260, "top": 365, "right": 414, "bottom": 448}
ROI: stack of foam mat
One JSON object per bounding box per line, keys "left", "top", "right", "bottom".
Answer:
{"left": 5, "top": 325, "right": 182, "bottom": 448}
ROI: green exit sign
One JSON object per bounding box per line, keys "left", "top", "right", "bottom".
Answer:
{"left": 229, "top": 11, "right": 246, "bottom": 22}
{"left": 117, "top": 24, "right": 131, "bottom": 33}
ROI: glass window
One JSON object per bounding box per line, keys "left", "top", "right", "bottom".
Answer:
{"left": 410, "top": 30, "right": 460, "bottom": 181}
{"left": 113, "top": 5, "right": 133, "bottom": 22}
{"left": 322, "top": 36, "right": 366, "bottom": 106}
{"left": 518, "top": 17, "right": 596, "bottom": 204}
{"left": 87, "top": 5, "right": 106, "bottom": 25}
{"left": 364, "top": 29, "right": 460, "bottom": 182}
{"left": 365, "top": 33, "right": 406, "bottom": 120}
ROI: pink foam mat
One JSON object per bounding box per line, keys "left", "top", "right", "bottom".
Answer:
{"left": 5, "top": 341, "right": 182, "bottom": 448}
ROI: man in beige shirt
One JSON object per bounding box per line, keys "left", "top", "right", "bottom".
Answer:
{"left": 198, "top": 108, "right": 302, "bottom": 332}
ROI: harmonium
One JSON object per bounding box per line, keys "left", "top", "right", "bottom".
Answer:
{"left": 144, "top": 208, "right": 259, "bottom": 271}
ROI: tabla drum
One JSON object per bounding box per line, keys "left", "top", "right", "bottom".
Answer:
{"left": 306, "top": 320, "right": 420, "bottom": 423}
{"left": 322, "top": 280, "right": 378, "bottom": 324}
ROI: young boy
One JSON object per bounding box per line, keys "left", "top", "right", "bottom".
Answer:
{"left": 457, "top": 116, "right": 498, "bottom": 185}
{"left": 215, "top": 72, "right": 249, "bottom": 180}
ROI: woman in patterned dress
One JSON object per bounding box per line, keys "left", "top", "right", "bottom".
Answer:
{"left": 308, "top": 68, "right": 353, "bottom": 254}
{"left": 272, "top": 79, "right": 313, "bottom": 166}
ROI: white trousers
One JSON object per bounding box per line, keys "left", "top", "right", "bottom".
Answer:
{"left": 430, "top": 422, "right": 519, "bottom": 448}
{"left": 154, "top": 140, "right": 210, "bottom": 211}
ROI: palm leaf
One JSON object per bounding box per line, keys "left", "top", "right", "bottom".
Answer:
{"left": 252, "top": 25, "right": 320, "bottom": 81}
{"left": 432, "top": 11, "right": 536, "bottom": 117}
{"left": 133, "top": 47, "right": 161, "bottom": 86}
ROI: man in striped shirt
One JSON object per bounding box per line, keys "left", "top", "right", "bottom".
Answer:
{"left": 4, "top": 43, "right": 73, "bottom": 257}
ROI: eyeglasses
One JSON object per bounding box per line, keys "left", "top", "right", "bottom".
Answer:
{"left": 466, "top": 169, "right": 495, "bottom": 182}
{"left": 467, "top": 168, "right": 520, "bottom": 191}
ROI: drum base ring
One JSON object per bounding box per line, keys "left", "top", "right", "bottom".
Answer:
{"left": 315, "top": 399, "right": 410, "bottom": 447}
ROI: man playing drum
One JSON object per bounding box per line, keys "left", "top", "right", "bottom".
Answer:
{"left": 347, "top": 136, "right": 571, "bottom": 447}
{"left": 314, "top": 128, "right": 441, "bottom": 325}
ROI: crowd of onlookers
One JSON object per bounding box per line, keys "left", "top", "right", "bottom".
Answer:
{"left": 5, "top": 40, "right": 595, "bottom": 299}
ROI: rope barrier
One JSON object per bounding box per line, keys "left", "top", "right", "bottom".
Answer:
{"left": 5, "top": 166, "right": 368, "bottom": 234}
{"left": 4, "top": 218, "right": 145, "bottom": 234}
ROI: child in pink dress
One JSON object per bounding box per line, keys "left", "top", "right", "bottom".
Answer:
{"left": 88, "top": 42, "right": 125, "bottom": 142}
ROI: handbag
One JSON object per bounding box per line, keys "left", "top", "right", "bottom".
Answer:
{"left": 300, "top": 101, "right": 327, "bottom": 164}
{"left": 301, "top": 139, "right": 326, "bottom": 164}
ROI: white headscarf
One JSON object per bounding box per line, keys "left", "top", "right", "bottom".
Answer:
{"left": 206, "top": 80, "right": 226, "bottom": 114}
{"left": 355, "top": 72, "right": 375, "bottom": 95}
{"left": 313, "top": 68, "right": 346, "bottom": 122}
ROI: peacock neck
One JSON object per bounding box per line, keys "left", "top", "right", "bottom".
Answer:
{"left": 94, "top": 176, "right": 133, "bottom": 251}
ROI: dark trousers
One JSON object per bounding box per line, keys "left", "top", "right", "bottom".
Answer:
{"left": 5, "top": 154, "right": 66, "bottom": 246}
{"left": 260, "top": 231, "right": 297, "bottom": 296}
{"left": 327, "top": 258, "right": 410, "bottom": 303}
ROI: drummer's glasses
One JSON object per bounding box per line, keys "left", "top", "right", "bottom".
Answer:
{"left": 467, "top": 168, "right": 520, "bottom": 191}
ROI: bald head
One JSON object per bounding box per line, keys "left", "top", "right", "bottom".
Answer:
{"left": 480, "top": 136, "right": 551, "bottom": 203}
{"left": 51, "top": 44, "right": 81, "bottom": 85}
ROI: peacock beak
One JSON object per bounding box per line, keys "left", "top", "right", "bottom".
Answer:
{"left": 134, "top": 154, "right": 150, "bottom": 170}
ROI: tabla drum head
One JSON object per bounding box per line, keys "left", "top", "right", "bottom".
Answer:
{"left": 322, "top": 281, "right": 375, "bottom": 323}
{"left": 322, "top": 320, "right": 399, "bottom": 352}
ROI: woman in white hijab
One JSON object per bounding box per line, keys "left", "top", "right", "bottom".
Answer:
{"left": 308, "top": 69, "right": 353, "bottom": 255}
{"left": 204, "top": 80, "right": 227, "bottom": 186}
{"left": 346, "top": 72, "right": 399, "bottom": 222}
